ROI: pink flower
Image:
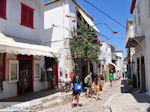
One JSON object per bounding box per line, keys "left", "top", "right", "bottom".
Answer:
{"left": 74, "top": 56, "right": 77, "bottom": 59}
{"left": 112, "top": 31, "right": 118, "bottom": 34}
{"left": 65, "top": 14, "right": 68, "bottom": 17}
{"left": 72, "top": 20, "right": 76, "bottom": 23}
{"left": 80, "top": 52, "right": 83, "bottom": 54}
{"left": 96, "top": 36, "right": 99, "bottom": 43}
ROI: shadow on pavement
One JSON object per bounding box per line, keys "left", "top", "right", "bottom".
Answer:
{"left": 147, "top": 107, "right": 150, "bottom": 112}
{"left": 0, "top": 89, "right": 59, "bottom": 102}
{"left": 120, "top": 79, "right": 150, "bottom": 107}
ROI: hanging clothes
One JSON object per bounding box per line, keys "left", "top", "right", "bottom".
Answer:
{"left": 47, "top": 67, "right": 53, "bottom": 81}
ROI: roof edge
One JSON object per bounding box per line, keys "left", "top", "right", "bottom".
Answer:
{"left": 44, "top": 0, "right": 94, "bottom": 21}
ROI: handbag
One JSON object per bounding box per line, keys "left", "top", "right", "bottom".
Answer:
{"left": 74, "top": 79, "right": 82, "bottom": 92}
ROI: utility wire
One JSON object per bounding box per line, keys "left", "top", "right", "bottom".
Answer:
{"left": 84, "top": 0, "right": 126, "bottom": 48}
{"left": 83, "top": 0, "right": 126, "bottom": 29}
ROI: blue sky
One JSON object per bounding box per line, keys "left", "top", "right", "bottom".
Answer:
{"left": 44, "top": 0, "right": 132, "bottom": 57}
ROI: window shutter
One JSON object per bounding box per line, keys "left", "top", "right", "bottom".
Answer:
{"left": 21, "top": 3, "right": 34, "bottom": 28}
{"left": 0, "top": 0, "right": 6, "bottom": 19}
{"left": 21, "top": 4, "right": 27, "bottom": 25}
{"left": 28, "top": 8, "right": 33, "bottom": 28}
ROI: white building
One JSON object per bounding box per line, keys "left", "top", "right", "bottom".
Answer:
{"left": 98, "top": 42, "right": 123, "bottom": 80}
{"left": 44, "top": 0, "right": 99, "bottom": 82}
{"left": 125, "top": 0, "right": 150, "bottom": 92}
{"left": 0, "top": 0, "right": 58, "bottom": 99}
{"left": 126, "top": 19, "right": 136, "bottom": 79}
{"left": 114, "top": 49, "right": 124, "bottom": 77}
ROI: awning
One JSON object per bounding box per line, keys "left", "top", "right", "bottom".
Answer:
{"left": 77, "top": 7, "right": 100, "bottom": 33}
{"left": 0, "top": 33, "right": 59, "bottom": 57}
{"left": 109, "top": 62, "right": 120, "bottom": 70}
{"left": 126, "top": 36, "right": 145, "bottom": 48}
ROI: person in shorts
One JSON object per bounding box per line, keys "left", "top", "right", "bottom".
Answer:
{"left": 71, "top": 74, "right": 81, "bottom": 108}
{"left": 86, "top": 72, "right": 93, "bottom": 98}
{"left": 94, "top": 75, "right": 101, "bottom": 101}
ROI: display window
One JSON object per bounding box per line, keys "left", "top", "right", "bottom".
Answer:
{"left": 9, "top": 60, "right": 19, "bottom": 82}
{"left": 34, "top": 60, "right": 40, "bottom": 79}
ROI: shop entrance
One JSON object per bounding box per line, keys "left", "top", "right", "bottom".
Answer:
{"left": 17, "top": 55, "right": 33, "bottom": 95}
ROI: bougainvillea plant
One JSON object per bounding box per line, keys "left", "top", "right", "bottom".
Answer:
{"left": 68, "top": 15, "right": 101, "bottom": 64}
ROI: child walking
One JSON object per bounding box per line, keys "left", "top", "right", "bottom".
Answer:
{"left": 94, "top": 75, "right": 101, "bottom": 101}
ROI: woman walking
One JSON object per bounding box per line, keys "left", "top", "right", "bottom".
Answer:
{"left": 94, "top": 75, "right": 101, "bottom": 101}
{"left": 71, "top": 74, "right": 82, "bottom": 108}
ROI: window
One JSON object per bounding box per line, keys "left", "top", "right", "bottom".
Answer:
{"left": 0, "top": 0, "right": 6, "bottom": 19}
{"left": 34, "top": 60, "right": 41, "bottom": 79}
{"left": 21, "top": 3, "right": 34, "bottom": 28}
{"left": 9, "top": 60, "right": 19, "bottom": 82}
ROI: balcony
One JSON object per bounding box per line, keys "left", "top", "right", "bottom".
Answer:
{"left": 112, "top": 53, "right": 117, "bottom": 61}
{"left": 125, "top": 19, "right": 145, "bottom": 48}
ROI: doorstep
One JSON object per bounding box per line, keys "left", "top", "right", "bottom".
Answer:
{"left": 0, "top": 89, "right": 59, "bottom": 102}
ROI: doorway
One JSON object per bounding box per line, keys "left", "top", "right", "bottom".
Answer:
{"left": 17, "top": 55, "right": 33, "bottom": 95}
{"left": 137, "top": 58, "right": 140, "bottom": 88}
{"left": 141, "top": 56, "right": 146, "bottom": 91}
{"left": 82, "top": 62, "right": 88, "bottom": 87}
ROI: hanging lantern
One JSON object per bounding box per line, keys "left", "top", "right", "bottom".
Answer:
{"left": 99, "top": 40, "right": 103, "bottom": 46}
{"left": 112, "top": 31, "right": 118, "bottom": 34}
{"left": 72, "top": 20, "right": 76, "bottom": 23}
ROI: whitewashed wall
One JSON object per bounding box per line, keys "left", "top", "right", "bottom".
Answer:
{"left": 0, "top": 0, "right": 44, "bottom": 42}
{"left": 132, "top": 0, "right": 150, "bottom": 92}
{"left": 0, "top": 0, "right": 47, "bottom": 99}
{"left": 0, "top": 53, "right": 17, "bottom": 99}
{"left": 44, "top": 0, "right": 78, "bottom": 79}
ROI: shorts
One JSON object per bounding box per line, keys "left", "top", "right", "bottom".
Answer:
{"left": 110, "top": 79, "right": 112, "bottom": 83}
{"left": 72, "top": 90, "right": 79, "bottom": 96}
{"left": 86, "top": 84, "right": 91, "bottom": 88}
{"left": 95, "top": 85, "right": 99, "bottom": 91}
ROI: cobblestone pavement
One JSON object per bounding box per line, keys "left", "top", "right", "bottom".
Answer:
{"left": 41, "top": 80, "right": 122, "bottom": 112}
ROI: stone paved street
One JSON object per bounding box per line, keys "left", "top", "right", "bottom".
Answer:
{"left": 40, "top": 80, "right": 122, "bottom": 112}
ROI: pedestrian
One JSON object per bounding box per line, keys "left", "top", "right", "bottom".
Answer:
{"left": 122, "top": 73, "right": 125, "bottom": 79}
{"left": 47, "top": 67, "right": 53, "bottom": 90}
{"left": 109, "top": 71, "right": 114, "bottom": 87}
{"left": 84, "top": 72, "right": 93, "bottom": 98}
{"left": 71, "top": 74, "right": 82, "bottom": 108}
{"left": 94, "top": 75, "right": 101, "bottom": 101}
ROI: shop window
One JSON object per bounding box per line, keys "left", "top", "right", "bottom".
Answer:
{"left": 0, "top": 0, "right": 6, "bottom": 19}
{"left": 21, "top": 3, "right": 34, "bottom": 29}
{"left": 9, "top": 60, "right": 19, "bottom": 82}
{"left": 34, "top": 60, "right": 40, "bottom": 79}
